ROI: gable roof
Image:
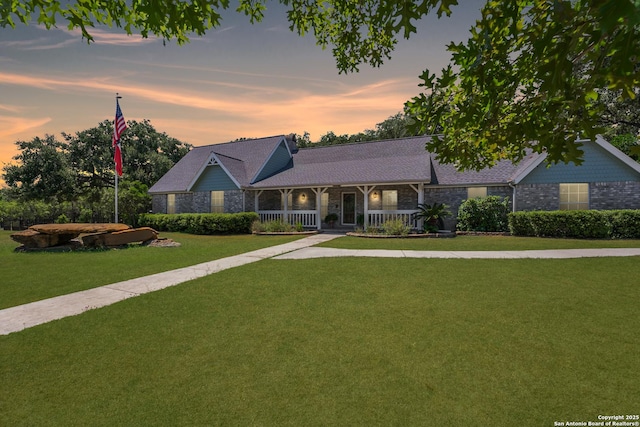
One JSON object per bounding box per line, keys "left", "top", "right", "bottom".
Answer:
{"left": 150, "top": 134, "right": 640, "bottom": 194}
{"left": 511, "top": 135, "right": 640, "bottom": 184}
{"left": 149, "top": 135, "right": 291, "bottom": 193}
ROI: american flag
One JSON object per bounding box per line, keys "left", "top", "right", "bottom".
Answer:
{"left": 113, "top": 99, "right": 127, "bottom": 176}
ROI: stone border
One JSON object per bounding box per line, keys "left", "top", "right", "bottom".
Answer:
{"left": 346, "top": 231, "right": 455, "bottom": 239}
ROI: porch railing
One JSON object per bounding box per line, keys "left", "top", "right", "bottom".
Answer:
{"left": 258, "top": 209, "right": 418, "bottom": 229}
{"left": 258, "top": 210, "right": 317, "bottom": 228}
{"left": 367, "top": 210, "right": 418, "bottom": 228}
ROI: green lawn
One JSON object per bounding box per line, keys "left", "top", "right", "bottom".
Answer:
{"left": 319, "top": 234, "right": 640, "bottom": 250}
{"left": 0, "top": 230, "right": 303, "bottom": 309}
{"left": 1, "top": 255, "right": 638, "bottom": 425}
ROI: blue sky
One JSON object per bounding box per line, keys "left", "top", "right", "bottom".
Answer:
{"left": 0, "top": 2, "right": 483, "bottom": 169}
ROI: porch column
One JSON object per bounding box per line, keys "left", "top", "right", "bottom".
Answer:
{"left": 311, "top": 187, "right": 328, "bottom": 230}
{"left": 254, "top": 190, "right": 263, "bottom": 216}
{"left": 410, "top": 183, "right": 425, "bottom": 230}
{"left": 357, "top": 185, "right": 375, "bottom": 229}
{"left": 280, "top": 189, "right": 292, "bottom": 223}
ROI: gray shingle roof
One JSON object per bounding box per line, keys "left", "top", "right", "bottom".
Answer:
{"left": 149, "top": 134, "right": 546, "bottom": 193}
{"left": 430, "top": 151, "right": 542, "bottom": 186}
{"left": 253, "top": 136, "right": 432, "bottom": 188}
{"left": 149, "top": 135, "right": 287, "bottom": 193}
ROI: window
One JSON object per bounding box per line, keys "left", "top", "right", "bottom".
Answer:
{"left": 467, "top": 187, "right": 487, "bottom": 199}
{"left": 382, "top": 190, "right": 397, "bottom": 210}
{"left": 211, "top": 191, "right": 224, "bottom": 213}
{"left": 321, "top": 193, "right": 329, "bottom": 219}
{"left": 559, "top": 183, "right": 589, "bottom": 210}
{"left": 167, "top": 194, "right": 176, "bottom": 214}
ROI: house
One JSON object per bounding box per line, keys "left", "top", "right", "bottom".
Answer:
{"left": 148, "top": 134, "right": 640, "bottom": 230}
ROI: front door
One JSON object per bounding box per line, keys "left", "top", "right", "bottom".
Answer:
{"left": 342, "top": 193, "right": 356, "bottom": 225}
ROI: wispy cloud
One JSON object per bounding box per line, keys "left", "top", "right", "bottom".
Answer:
{"left": 105, "top": 56, "right": 341, "bottom": 85}
{"left": 0, "top": 116, "right": 52, "bottom": 137}
{"left": 0, "top": 68, "right": 412, "bottom": 120}
{"left": 0, "top": 104, "right": 21, "bottom": 113}
{"left": 64, "top": 28, "right": 158, "bottom": 46}
{"left": 0, "top": 37, "right": 77, "bottom": 50}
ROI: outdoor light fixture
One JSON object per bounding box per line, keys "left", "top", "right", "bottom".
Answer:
{"left": 300, "top": 193, "right": 307, "bottom": 202}
{"left": 371, "top": 191, "right": 379, "bottom": 200}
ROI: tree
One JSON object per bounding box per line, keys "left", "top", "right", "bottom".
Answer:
{"left": 63, "top": 119, "right": 191, "bottom": 191}
{"left": 373, "top": 112, "right": 417, "bottom": 140}
{"left": 4, "top": 1, "right": 639, "bottom": 169}
{"left": 3, "top": 120, "right": 191, "bottom": 204}
{"left": 3, "top": 135, "right": 76, "bottom": 201}
{"left": 312, "top": 112, "right": 419, "bottom": 146}
{"left": 598, "top": 88, "right": 640, "bottom": 137}
{"left": 405, "top": 1, "right": 640, "bottom": 170}
{"left": 118, "top": 180, "right": 152, "bottom": 227}
{"left": 609, "top": 134, "right": 640, "bottom": 161}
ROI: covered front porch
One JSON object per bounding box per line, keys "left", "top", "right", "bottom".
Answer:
{"left": 253, "top": 184, "right": 426, "bottom": 230}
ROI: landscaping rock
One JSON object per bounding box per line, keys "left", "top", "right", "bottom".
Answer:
{"left": 15, "top": 240, "right": 84, "bottom": 252}
{"left": 85, "top": 227, "right": 158, "bottom": 247}
{"left": 144, "top": 238, "right": 182, "bottom": 248}
{"left": 12, "top": 223, "right": 162, "bottom": 251}
{"left": 30, "top": 223, "right": 130, "bottom": 234}
{"left": 11, "top": 229, "right": 77, "bottom": 248}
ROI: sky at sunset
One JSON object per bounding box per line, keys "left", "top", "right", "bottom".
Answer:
{"left": 0, "top": 2, "right": 483, "bottom": 174}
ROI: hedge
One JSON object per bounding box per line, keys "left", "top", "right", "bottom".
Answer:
{"left": 508, "top": 210, "right": 640, "bottom": 239}
{"left": 457, "top": 196, "right": 510, "bottom": 232}
{"left": 139, "top": 212, "right": 259, "bottom": 234}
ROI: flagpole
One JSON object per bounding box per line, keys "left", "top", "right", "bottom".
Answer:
{"left": 115, "top": 93, "right": 122, "bottom": 223}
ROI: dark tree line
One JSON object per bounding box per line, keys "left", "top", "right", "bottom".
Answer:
{"left": 1, "top": 119, "right": 191, "bottom": 227}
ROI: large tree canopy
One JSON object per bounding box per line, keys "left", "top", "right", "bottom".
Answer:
{"left": 406, "top": 0, "right": 640, "bottom": 169}
{"left": 2, "top": 120, "right": 191, "bottom": 202}
{"left": 3, "top": 0, "right": 639, "bottom": 169}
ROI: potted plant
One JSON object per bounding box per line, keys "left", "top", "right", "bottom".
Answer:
{"left": 324, "top": 213, "right": 339, "bottom": 228}
{"left": 412, "top": 202, "right": 452, "bottom": 233}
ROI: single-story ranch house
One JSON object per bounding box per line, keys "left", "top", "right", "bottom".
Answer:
{"left": 148, "top": 134, "right": 640, "bottom": 230}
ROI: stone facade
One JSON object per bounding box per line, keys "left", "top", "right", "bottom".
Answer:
{"left": 152, "top": 181, "right": 640, "bottom": 231}
{"left": 514, "top": 184, "right": 558, "bottom": 211}
{"left": 151, "top": 190, "right": 247, "bottom": 214}
{"left": 589, "top": 181, "right": 640, "bottom": 210}
{"left": 515, "top": 181, "right": 640, "bottom": 211}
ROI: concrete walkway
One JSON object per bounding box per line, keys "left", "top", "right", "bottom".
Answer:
{"left": 0, "top": 233, "right": 341, "bottom": 336}
{"left": 273, "top": 246, "right": 640, "bottom": 260}
{"left": 2, "top": 234, "right": 639, "bottom": 336}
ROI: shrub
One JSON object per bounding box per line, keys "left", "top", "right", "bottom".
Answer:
{"left": 139, "top": 212, "right": 259, "bottom": 234}
{"left": 609, "top": 210, "right": 640, "bottom": 239}
{"left": 508, "top": 210, "right": 640, "bottom": 239}
{"left": 55, "top": 214, "right": 69, "bottom": 224}
{"left": 251, "top": 220, "right": 306, "bottom": 233}
{"left": 457, "top": 196, "right": 510, "bottom": 232}
{"left": 381, "top": 218, "right": 410, "bottom": 236}
{"left": 412, "top": 202, "right": 451, "bottom": 232}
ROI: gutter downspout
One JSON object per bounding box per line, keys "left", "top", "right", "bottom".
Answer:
{"left": 508, "top": 182, "right": 517, "bottom": 213}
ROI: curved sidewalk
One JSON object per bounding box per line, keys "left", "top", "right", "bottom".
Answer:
{"left": 2, "top": 235, "right": 639, "bottom": 336}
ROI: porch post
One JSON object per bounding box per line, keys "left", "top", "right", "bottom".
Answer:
{"left": 357, "top": 185, "right": 375, "bottom": 229}
{"left": 362, "top": 185, "right": 369, "bottom": 229}
{"left": 255, "top": 190, "right": 263, "bottom": 218}
{"left": 280, "top": 189, "right": 292, "bottom": 224}
{"left": 311, "top": 187, "right": 326, "bottom": 230}
{"left": 410, "top": 183, "right": 425, "bottom": 230}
